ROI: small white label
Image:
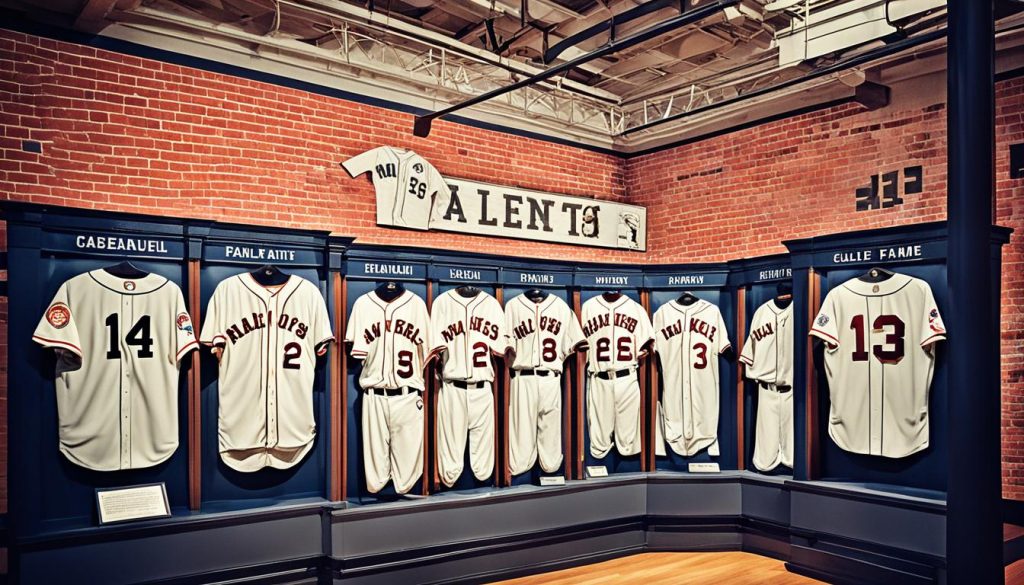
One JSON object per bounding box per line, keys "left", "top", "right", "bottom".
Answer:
{"left": 96, "top": 483, "right": 171, "bottom": 525}
{"left": 586, "top": 466, "right": 609, "bottom": 478}
{"left": 688, "top": 463, "right": 721, "bottom": 473}
{"left": 539, "top": 476, "right": 566, "bottom": 486}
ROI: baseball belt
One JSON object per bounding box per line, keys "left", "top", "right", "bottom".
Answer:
{"left": 592, "top": 368, "right": 635, "bottom": 380}
{"left": 448, "top": 380, "right": 488, "bottom": 390}
{"left": 365, "top": 387, "right": 422, "bottom": 397}
{"left": 758, "top": 381, "right": 792, "bottom": 393}
{"left": 510, "top": 368, "right": 561, "bottom": 378}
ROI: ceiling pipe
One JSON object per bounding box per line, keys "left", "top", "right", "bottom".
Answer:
{"left": 543, "top": 0, "right": 678, "bottom": 64}
{"left": 412, "top": 0, "right": 741, "bottom": 137}
{"left": 621, "top": 28, "right": 946, "bottom": 136}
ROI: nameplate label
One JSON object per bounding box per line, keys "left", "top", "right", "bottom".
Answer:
{"left": 586, "top": 466, "right": 609, "bottom": 478}
{"left": 753, "top": 266, "right": 792, "bottom": 283}
{"left": 95, "top": 483, "right": 171, "bottom": 525}
{"left": 688, "top": 463, "right": 721, "bottom": 473}
{"left": 501, "top": 269, "right": 573, "bottom": 287}
{"left": 347, "top": 260, "right": 427, "bottom": 280}
{"left": 644, "top": 271, "right": 729, "bottom": 289}
{"left": 49, "top": 232, "right": 184, "bottom": 259}
{"left": 813, "top": 241, "right": 945, "bottom": 268}
{"left": 204, "top": 243, "right": 320, "bottom": 266}
{"left": 576, "top": 273, "right": 641, "bottom": 289}
{"left": 429, "top": 264, "right": 499, "bottom": 283}
{"left": 539, "top": 476, "right": 566, "bottom": 486}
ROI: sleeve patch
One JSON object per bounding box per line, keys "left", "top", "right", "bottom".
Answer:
{"left": 815, "top": 314, "right": 830, "bottom": 328}
{"left": 46, "top": 303, "right": 72, "bottom": 329}
{"left": 176, "top": 312, "right": 195, "bottom": 334}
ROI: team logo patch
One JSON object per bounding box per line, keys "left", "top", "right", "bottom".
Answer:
{"left": 123, "top": 281, "right": 136, "bottom": 291}
{"left": 816, "top": 314, "right": 829, "bottom": 327}
{"left": 928, "top": 308, "right": 945, "bottom": 333}
{"left": 176, "top": 313, "right": 194, "bottom": 334}
{"left": 416, "top": 398, "right": 423, "bottom": 410}
{"left": 413, "top": 163, "right": 423, "bottom": 173}
{"left": 46, "top": 303, "right": 71, "bottom": 329}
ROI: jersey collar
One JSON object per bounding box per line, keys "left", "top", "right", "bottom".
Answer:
{"left": 669, "top": 298, "right": 707, "bottom": 314}
{"left": 767, "top": 300, "right": 793, "bottom": 316}
{"left": 241, "top": 272, "right": 299, "bottom": 302}
{"left": 595, "top": 294, "right": 628, "bottom": 311}
{"left": 841, "top": 273, "right": 912, "bottom": 296}
{"left": 89, "top": 269, "right": 168, "bottom": 295}
{"left": 519, "top": 293, "right": 555, "bottom": 311}
{"left": 369, "top": 288, "right": 411, "bottom": 310}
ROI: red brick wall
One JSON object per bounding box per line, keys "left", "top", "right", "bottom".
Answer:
{"left": 626, "top": 76, "right": 1024, "bottom": 498}
{"left": 1, "top": 26, "right": 1023, "bottom": 508}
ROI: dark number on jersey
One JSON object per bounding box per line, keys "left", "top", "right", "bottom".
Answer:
{"left": 595, "top": 337, "right": 633, "bottom": 362}
{"left": 473, "top": 342, "right": 490, "bottom": 368}
{"left": 850, "top": 314, "right": 906, "bottom": 364}
{"left": 105, "top": 314, "right": 154, "bottom": 359}
{"left": 408, "top": 177, "right": 428, "bottom": 199}
{"left": 283, "top": 342, "right": 302, "bottom": 370}
{"left": 397, "top": 350, "right": 414, "bottom": 378}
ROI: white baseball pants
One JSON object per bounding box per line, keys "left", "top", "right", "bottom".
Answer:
{"left": 587, "top": 371, "right": 641, "bottom": 458}
{"left": 362, "top": 389, "right": 424, "bottom": 494}
{"left": 508, "top": 373, "right": 563, "bottom": 476}
{"left": 752, "top": 384, "right": 793, "bottom": 472}
{"left": 437, "top": 380, "right": 494, "bottom": 486}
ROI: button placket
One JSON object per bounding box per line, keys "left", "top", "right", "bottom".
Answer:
{"left": 121, "top": 298, "right": 132, "bottom": 468}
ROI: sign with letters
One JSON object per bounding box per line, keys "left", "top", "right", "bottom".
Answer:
{"left": 346, "top": 259, "right": 428, "bottom": 281}
{"left": 95, "top": 483, "right": 171, "bottom": 525}
{"left": 47, "top": 231, "right": 185, "bottom": 259}
{"left": 204, "top": 243, "right": 321, "bottom": 266}
{"left": 644, "top": 271, "right": 729, "bottom": 289}
{"left": 397, "top": 175, "right": 646, "bottom": 251}
{"left": 812, "top": 241, "right": 945, "bottom": 268}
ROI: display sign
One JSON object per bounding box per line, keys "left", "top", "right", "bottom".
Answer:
{"left": 586, "top": 465, "right": 609, "bottom": 478}
{"left": 501, "top": 269, "right": 573, "bottom": 288}
{"left": 812, "top": 241, "right": 945, "bottom": 268}
{"left": 46, "top": 231, "right": 185, "bottom": 259}
{"left": 204, "top": 243, "right": 321, "bottom": 266}
{"left": 539, "top": 476, "right": 566, "bottom": 486}
{"left": 644, "top": 271, "right": 729, "bottom": 289}
{"left": 424, "top": 177, "right": 646, "bottom": 251}
{"left": 687, "top": 462, "right": 721, "bottom": 473}
{"left": 575, "top": 272, "right": 642, "bottom": 289}
{"left": 95, "top": 483, "right": 171, "bottom": 525}
{"left": 429, "top": 264, "right": 499, "bottom": 284}
{"left": 346, "top": 260, "right": 428, "bottom": 280}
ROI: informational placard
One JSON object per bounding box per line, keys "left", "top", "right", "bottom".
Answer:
{"left": 586, "top": 465, "right": 609, "bottom": 478}
{"left": 539, "top": 476, "right": 567, "bottom": 486}
{"left": 688, "top": 462, "right": 721, "bottom": 473}
{"left": 95, "top": 483, "right": 171, "bottom": 525}
{"left": 427, "top": 177, "right": 647, "bottom": 251}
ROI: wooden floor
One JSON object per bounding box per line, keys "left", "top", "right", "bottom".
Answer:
{"left": 488, "top": 552, "right": 824, "bottom": 585}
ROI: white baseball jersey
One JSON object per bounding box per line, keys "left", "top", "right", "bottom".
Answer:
{"left": 653, "top": 299, "right": 731, "bottom": 457}
{"left": 740, "top": 299, "right": 794, "bottom": 388}
{"left": 33, "top": 269, "right": 197, "bottom": 471}
{"left": 740, "top": 299, "right": 794, "bottom": 472}
{"left": 581, "top": 295, "right": 654, "bottom": 373}
{"left": 345, "top": 289, "right": 432, "bottom": 390}
{"left": 342, "top": 146, "right": 450, "bottom": 231}
{"left": 505, "top": 294, "right": 585, "bottom": 372}
{"left": 809, "top": 273, "right": 945, "bottom": 458}
{"left": 429, "top": 289, "right": 506, "bottom": 382}
{"left": 200, "top": 273, "right": 334, "bottom": 472}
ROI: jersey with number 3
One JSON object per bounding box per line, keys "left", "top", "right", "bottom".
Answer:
{"left": 809, "top": 273, "right": 945, "bottom": 458}
{"left": 342, "top": 146, "right": 449, "bottom": 231}
{"left": 346, "top": 290, "right": 432, "bottom": 390}
{"left": 33, "top": 270, "right": 198, "bottom": 471}
{"left": 580, "top": 295, "right": 654, "bottom": 372}
{"left": 200, "top": 274, "right": 334, "bottom": 471}
{"left": 504, "top": 294, "right": 585, "bottom": 372}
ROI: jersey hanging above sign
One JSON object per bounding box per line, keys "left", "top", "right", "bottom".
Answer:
{"left": 343, "top": 146, "right": 449, "bottom": 231}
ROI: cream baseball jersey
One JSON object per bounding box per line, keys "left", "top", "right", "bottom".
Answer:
{"left": 345, "top": 289, "right": 432, "bottom": 390}
{"left": 429, "top": 289, "right": 506, "bottom": 382}
{"left": 580, "top": 295, "right": 654, "bottom": 372}
{"left": 33, "top": 269, "right": 198, "bottom": 471}
{"left": 653, "top": 299, "right": 731, "bottom": 456}
{"left": 809, "top": 273, "right": 945, "bottom": 458}
{"left": 739, "top": 299, "right": 794, "bottom": 387}
{"left": 342, "top": 146, "right": 450, "bottom": 231}
{"left": 505, "top": 294, "right": 585, "bottom": 371}
{"left": 200, "top": 274, "right": 334, "bottom": 472}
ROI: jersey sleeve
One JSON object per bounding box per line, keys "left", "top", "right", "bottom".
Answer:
{"left": 344, "top": 297, "right": 369, "bottom": 359}
{"left": 739, "top": 308, "right": 758, "bottom": 366}
{"left": 651, "top": 307, "right": 666, "bottom": 355}
{"left": 33, "top": 281, "right": 84, "bottom": 365}
{"left": 427, "top": 163, "right": 451, "bottom": 226}
{"left": 427, "top": 300, "right": 446, "bottom": 356}
{"left": 635, "top": 306, "right": 655, "bottom": 356}
{"left": 920, "top": 284, "right": 946, "bottom": 348}
{"left": 715, "top": 308, "right": 732, "bottom": 355}
{"left": 312, "top": 289, "right": 335, "bottom": 356}
{"left": 809, "top": 292, "right": 840, "bottom": 349}
{"left": 417, "top": 299, "right": 434, "bottom": 362}
{"left": 199, "top": 285, "right": 227, "bottom": 348}
{"left": 562, "top": 307, "right": 586, "bottom": 359}
{"left": 172, "top": 286, "right": 199, "bottom": 364}
{"left": 341, "top": 147, "right": 381, "bottom": 178}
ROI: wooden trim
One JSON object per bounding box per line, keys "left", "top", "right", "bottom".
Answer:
{"left": 495, "top": 286, "right": 505, "bottom": 488}
{"left": 329, "top": 271, "right": 344, "bottom": 502}
{"left": 187, "top": 259, "right": 202, "bottom": 511}
{"left": 339, "top": 277, "right": 349, "bottom": 501}
{"left": 806, "top": 270, "right": 822, "bottom": 480}
{"left": 639, "top": 291, "right": 651, "bottom": 472}
{"left": 424, "top": 280, "right": 434, "bottom": 496}
{"left": 571, "top": 289, "right": 583, "bottom": 481}
{"left": 735, "top": 287, "right": 747, "bottom": 471}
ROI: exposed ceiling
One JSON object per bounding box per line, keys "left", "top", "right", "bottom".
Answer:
{"left": 4, "top": 0, "right": 1024, "bottom": 152}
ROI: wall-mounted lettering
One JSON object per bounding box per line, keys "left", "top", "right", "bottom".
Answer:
{"left": 757, "top": 268, "right": 791, "bottom": 282}
{"left": 364, "top": 262, "right": 414, "bottom": 276}
{"left": 76, "top": 235, "right": 169, "bottom": 254}
{"left": 224, "top": 245, "right": 297, "bottom": 262}
{"left": 855, "top": 166, "right": 922, "bottom": 211}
